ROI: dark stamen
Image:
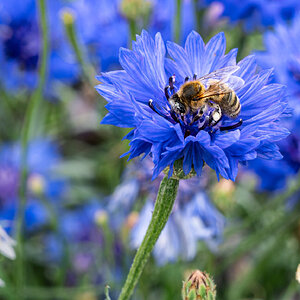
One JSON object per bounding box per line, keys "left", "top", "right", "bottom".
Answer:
{"left": 148, "top": 99, "right": 165, "bottom": 118}
{"left": 148, "top": 99, "right": 175, "bottom": 123}
{"left": 220, "top": 119, "right": 243, "bottom": 131}
{"left": 169, "top": 75, "right": 175, "bottom": 90}
{"left": 185, "top": 76, "right": 189, "bottom": 82}
{"left": 193, "top": 74, "right": 197, "bottom": 80}
{"left": 184, "top": 130, "right": 191, "bottom": 138}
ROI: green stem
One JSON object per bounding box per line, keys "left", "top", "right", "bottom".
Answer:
{"left": 15, "top": 0, "right": 49, "bottom": 297}
{"left": 118, "top": 176, "right": 179, "bottom": 300}
{"left": 62, "top": 10, "right": 95, "bottom": 85}
{"left": 193, "top": 0, "right": 201, "bottom": 33}
{"left": 174, "top": 0, "right": 182, "bottom": 43}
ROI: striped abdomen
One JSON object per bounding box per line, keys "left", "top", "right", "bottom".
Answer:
{"left": 219, "top": 91, "right": 241, "bottom": 119}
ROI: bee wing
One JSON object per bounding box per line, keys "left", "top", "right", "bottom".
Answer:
{"left": 198, "top": 66, "right": 244, "bottom": 91}
{"left": 197, "top": 83, "right": 233, "bottom": 101}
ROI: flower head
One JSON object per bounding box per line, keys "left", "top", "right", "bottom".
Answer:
{"left": 98, "top": 30, "right": 289, "bottom": 180}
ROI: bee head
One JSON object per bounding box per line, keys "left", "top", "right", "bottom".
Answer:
{"left": 169, "top": 93, "right": 189, "bottom": 115}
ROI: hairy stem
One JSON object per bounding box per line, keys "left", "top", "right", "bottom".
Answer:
{"left": 118, "top": 176, "right": 179, "bottom": 300}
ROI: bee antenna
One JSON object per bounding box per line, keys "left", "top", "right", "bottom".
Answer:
{"left": 193, "top": 74, "right": 197, "bottom": 80}
{"left": 185, "top": 76, "right": 190, "bottom": 82}
{"left": 220, "top": 119, "right": 243, "bottom": 131}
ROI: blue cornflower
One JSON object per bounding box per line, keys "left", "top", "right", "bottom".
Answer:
{"left": 206, "top": 0, "right": 300, "bottom": 32}
{"left": 0, "top": 139, "right": 66, "bottom": 233}
{"left": 0, "top": 0, "right": 79, "bottom": 91}
{"left": 98, "top": 30, "right": 289, "bottom": 181}
{"left": 108, "top": 158, "right": 225, "bottom": 265}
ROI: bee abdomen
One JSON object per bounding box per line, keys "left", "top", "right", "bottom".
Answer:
{"left": 221, "top": 92, "right": 241, "bottom": 119}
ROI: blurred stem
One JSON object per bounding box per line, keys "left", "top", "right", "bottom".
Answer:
{"left": 62, "top": 11, "right": 95, "bottom": 86}
{"left": 193, "top": 0, "right": 201, "bottom": 33}
{"left": 226, "top": 171, "right": 300, "bottom": 237}
{"left": 100, "top": 219, "right": 116, "bottom": 270}
{"left": 15, "top": 0, "right": 49, "bottom": 298}
{"left": 105, "top": 285, "right": 112, "bottom": 300}
{"left": 237, "top": 25, "right": 247, "bottom": 61}
{"left": 174, "top": 0, "right": 182, "bottom": 43}
{"left": 220, "top": 188, "right": 300, "bottom": 272}
{"left": 118, "top": 176, "right": 179, "bottom": 300}
{"left": 129, "top": 19, "right": 137, "bottom": 47}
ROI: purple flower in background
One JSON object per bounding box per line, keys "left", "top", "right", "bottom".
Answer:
{"left": 98, "top": 30, "right": 289, "bottom": 181}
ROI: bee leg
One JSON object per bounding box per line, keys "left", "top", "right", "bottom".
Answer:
{"left": 193, "top": 74, "right": 197, "bottom": 80}
{"left": 198, "top": 116, "right": 210, "bottom": 130}
{"left": 220, "top": 119, "right": 243, "bottom": 131}
{"left": 164, "top": 86, "right": 170, "bottom": 100}
{"left": 185, "top": 76, "right": 190, "bottom": 82}
{"left": 170, "top": 110, "right": 179, "bottom": 122}
{"left": 190, "top": 112, "right": 202, "bottom": 125}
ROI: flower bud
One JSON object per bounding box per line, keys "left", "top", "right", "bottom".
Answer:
{"left": 182, "top": 270, "right": 216, "bottom": 300}
{"left": 120, "top": 0, "right": 152, "bottom": 21}
{"left": 27, "top": 173, "right": 46, "bottom": 196}
{"left": 94, "top": 209, "right": 108, "bottom": 227}
{"left": 60, "top": 8, "right": 76, "bottom": 26}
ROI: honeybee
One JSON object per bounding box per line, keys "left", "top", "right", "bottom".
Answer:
{"left": 167, "top": 66, "right": 244, "bottom": 125}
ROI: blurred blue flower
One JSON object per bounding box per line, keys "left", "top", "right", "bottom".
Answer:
{"left": 248, "top": 14, "right": 300, "bottom": 191}
{"left": 131, "top": 192, "right": 225, "bottom": 265}
{"left": 98, "top": 30, "right": 289, "bottom": 181}
{"left": 206, "top": 0, "right": 300, "bottom": 31}
{"left": 0, "top": 0, "right": 79, "bottom": 91}
{"left": 68, "top": 0, "right": 196, "bottom": 73}
{"left": 0, "top": 139, "right": 66, "bottom": 233}
{"left": 108, "top": 158, "right": 224, "bottom": 265}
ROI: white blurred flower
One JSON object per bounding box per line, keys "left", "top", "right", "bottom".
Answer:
{"left": 0, "top": 225, "right": 16, "bottom": 287}
{"left": 296, "top": 264, "right": 300, "bottom": 283}
{"left": 0, "top": 226, "right": 16, "bottom": 260}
